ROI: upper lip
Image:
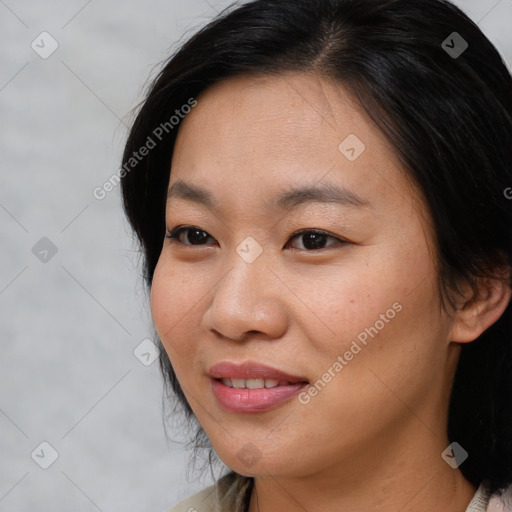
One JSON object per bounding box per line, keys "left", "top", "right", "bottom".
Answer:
{"left": 208, "top": 361, "right": 309, "bottom": 383}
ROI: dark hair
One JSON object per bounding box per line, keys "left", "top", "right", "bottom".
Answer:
{"left": 121, "top": 0, "right": 512, "bottom": 495}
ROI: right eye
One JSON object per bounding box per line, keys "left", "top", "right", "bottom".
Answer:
{"left": 165, "top": 226, "right": 216, "bottom": 246}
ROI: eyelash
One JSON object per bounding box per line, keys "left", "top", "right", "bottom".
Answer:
{"left": 165, "top": 226, "right": 348, "bottom": 252}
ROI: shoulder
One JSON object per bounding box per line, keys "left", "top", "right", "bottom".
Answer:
{"left": 486, "top": 483, "right": 512, "bottom": 511}
{"left": 467, "top": 481, "right": 512, "bottom": 512}
{"left": 167, "top": 472, "right": 253, "bottom": 512}
{"left": 168, "top": 483, "right": 217, "bottom": 512}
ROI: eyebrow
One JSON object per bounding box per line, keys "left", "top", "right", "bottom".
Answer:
{"left": 167, "top": 180, "right": 371, "bottom": 212}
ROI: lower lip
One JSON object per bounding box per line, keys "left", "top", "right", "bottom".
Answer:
{"left": 211, "top": 379, "right": 307, "bottom": 414}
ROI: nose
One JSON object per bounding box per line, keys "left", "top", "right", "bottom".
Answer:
{"left": 202, "top": 253, "right": 289, "bottom": 342}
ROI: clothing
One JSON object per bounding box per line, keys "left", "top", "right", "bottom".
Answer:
{"left": 168, "top": 471, "right": 512, "bottom": 512}
{"left": 169, "top": 472, "right": 251, "bottom": 512}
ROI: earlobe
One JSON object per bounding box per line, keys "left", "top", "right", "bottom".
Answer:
{"left": 449, "top": 272, "right": 511, "bottom": 343}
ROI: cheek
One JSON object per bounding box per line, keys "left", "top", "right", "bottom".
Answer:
{"left": 150, "top": 256, "right": 219, "bottom": 421}
{"left": 309, "top": 238, "right": 444, "bottom": 385}
{"left": 150, "top": 259, "right": 174, "bottom": 340}
{"left": 299, "top": 254, "right": 405, "bottom": 347}
{"left": 150, "top": 257, "right": 202, "bottom": 363}
{"left": 316, "top": 273, "right": 448, "bottom": 421}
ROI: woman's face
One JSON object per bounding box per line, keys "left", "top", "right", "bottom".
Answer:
{"left": 151, "top": 72, "right": 460, "bottom": 479}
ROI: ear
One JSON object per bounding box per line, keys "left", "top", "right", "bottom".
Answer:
{"left": 449, "top": 268, "right": 511, "bottom": 343}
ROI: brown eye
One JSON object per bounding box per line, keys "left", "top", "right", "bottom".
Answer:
{"left": 165, "top": 226, "right": 346, "bottom": 251}
{"left": 287, "top": 229, "right": 344, "bottom": 251}
{"left": 166, "top": 226, "right": 214, "bottom": 245}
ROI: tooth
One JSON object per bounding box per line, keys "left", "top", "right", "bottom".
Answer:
{"left": 246, "top": 378, "right": 264, "bottom": 389}
{"left": 264, "top": 379, "right": 280, "bottom": 388}
{"left": 221, "top": 378, "right": 233, "bottom": 387}
{"left": 231, "top": 378, "right": 246, "bottom": 389}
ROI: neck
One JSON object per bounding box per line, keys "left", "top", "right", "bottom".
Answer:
{"left": 248, "top": 426, "right": 476, "bottom": 512}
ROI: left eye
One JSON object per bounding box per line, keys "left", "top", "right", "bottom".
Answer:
{"left": 165, "top": 227, "right": 345, "bottom": 251}
{"left": 287, "top": 229, "right": 344, "bottom": 250}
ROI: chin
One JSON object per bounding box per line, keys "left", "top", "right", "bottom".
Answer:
{"left": 216, "top": 445, "right": 303, "bottom": 479}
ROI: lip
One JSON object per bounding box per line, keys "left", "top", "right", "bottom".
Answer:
{"left": 208, "top": 361, "right": 309, "bottom": 414}
{"left": 208, "top": 361, "right": 308, "bottom": 382}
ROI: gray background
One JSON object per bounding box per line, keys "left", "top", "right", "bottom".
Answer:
{"left": 0, "top": 1, "right": 511, "bottom": 510}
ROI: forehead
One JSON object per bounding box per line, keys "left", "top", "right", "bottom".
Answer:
{"left": 168, "top": 72, "right": 425, "bottom": 223}
{"left": 175, "top": 72, "right": 368, "bottom": 159}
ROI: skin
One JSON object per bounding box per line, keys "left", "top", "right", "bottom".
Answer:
{"left": 150, "top": 72, "right": 511, "bottom": 512}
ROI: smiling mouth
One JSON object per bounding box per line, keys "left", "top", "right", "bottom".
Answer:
{"left": 217, "top": 377, "right": 307, "bottom": 389}
{"left": 209, "top": 361, "right": 310, "bottom": 413}
{"left": 211, "top": 378, "right": 309, "bottom": 413}
{"left": 208, "top": 361, "right": 310, "bottom": 413}
{"left": 208, "top": 360, "right": 309, "bottom": 384}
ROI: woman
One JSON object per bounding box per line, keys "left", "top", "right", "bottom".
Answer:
{"left": 120, "top": 0, "right": 512, "bottom": 510}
